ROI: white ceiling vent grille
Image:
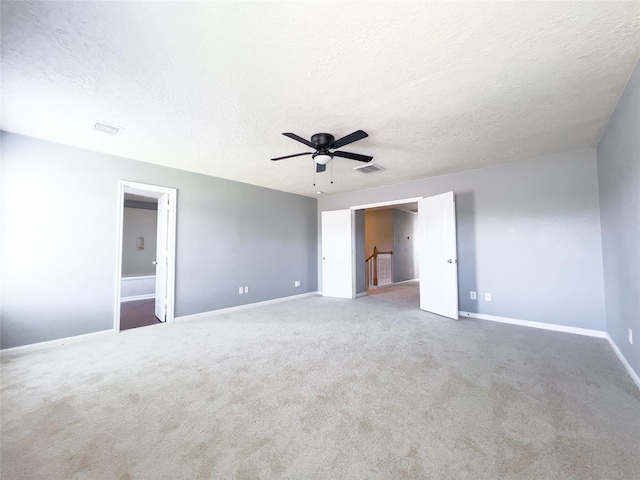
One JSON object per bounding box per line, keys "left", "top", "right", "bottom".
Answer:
{"left": 94, "top": 122, "right": 122, "bottom": 135}
{"left": 353, "top": 163, "right": 384, "bottom": 174}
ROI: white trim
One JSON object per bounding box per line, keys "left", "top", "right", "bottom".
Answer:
{"left": 121, "top": 294, "right": 155, "bottom": 302}
{"left": 367, "top": 278, "right": 419, "bottom": 291}
{"left": 349, "top": 197, "right": 423, "bottom": 210}
{"left": 121, "top": 275, "right": 156, "bottom": 281}
{"left": 1, "top": 330, "right": 114, "bottom": 356}
{"left": 459, "top": 311, "right": 607, "bottom": 338}
{"left": 175, "top": 292, "right": 321, "bottom": 323}
{"left": 459, "top": 311, "right": 639, "bottom": 389}
{"left": 605, "top": 334, "right": 640, "bottom": 391}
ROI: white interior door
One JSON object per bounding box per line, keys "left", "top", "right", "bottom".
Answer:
{"left": 321, "top": 209, "right": 354, "bottom": 299}
{"left": 154, "top": 194, "right": 169, "bottom": 321}
{"left": 418, "top": 192, "right": 459, "bottom": 319}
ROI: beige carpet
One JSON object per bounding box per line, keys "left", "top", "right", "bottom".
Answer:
{"left": 2, "top": 284, "right": 639, "bottom": 479}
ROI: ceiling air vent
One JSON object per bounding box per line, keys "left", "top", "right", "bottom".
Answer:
{"left": 94, "top": 122, "right": 122, "bottom": 136}
{"left": 353, "top": 163, "right": 384, "bottom": 174}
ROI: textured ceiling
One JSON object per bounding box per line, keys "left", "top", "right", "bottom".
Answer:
{"left": 2, "top": 1, "right": 640, "bottom": 198}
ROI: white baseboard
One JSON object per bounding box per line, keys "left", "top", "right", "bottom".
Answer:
{"left": 459, "top": 311, "right": 607, "bottom": 338}
{"left": 175, "top": 291, "right": 321, "bottom": 323}
{"left": 121, "top": 294, "right": 155, "bottom": 302}
{"left": 605, "top": 334, "right": 640, "bottom": 391}
{"left": 1, "top": 330, "right": 115, "bottom": 356}
{"left": 367, "top": 278, "right": 419, "bottom": 291}
{"left": 121, "top": 275, "right": 155, "bottom": 281}
{"left": 460, "top": 310, "right": 639, "bottom": 390}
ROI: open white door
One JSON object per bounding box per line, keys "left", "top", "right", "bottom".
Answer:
{"left": 321, "top": 209, "right": 354, "bottom": 299}
{"left": 418, "top": 191, "right": 459, "bottom": 319}
{"left": 154, "top": 194, "right": 169, "bottom": 321}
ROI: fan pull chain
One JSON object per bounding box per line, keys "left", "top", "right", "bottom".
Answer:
{"left": 313, "top": 163, "right": 316, "bottom": 186}
{"left": 331, "top": 160, "right": 334, "bottom": 184}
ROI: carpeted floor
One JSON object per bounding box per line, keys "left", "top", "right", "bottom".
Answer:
{"left": 1, "top": 284, "right": 639, "bottom": 479}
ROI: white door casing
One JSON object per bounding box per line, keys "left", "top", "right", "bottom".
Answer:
{"left": 321, "top": 209, "right": 354, "bottom": 299}
{"left": 115, "top": 181, "right": 177, "bottom": 332}
{"left": 418, "top": 192, "right": 459, "bottom": 319}
{"left": 154, "top": 193, "right": 169, "bottom": 321}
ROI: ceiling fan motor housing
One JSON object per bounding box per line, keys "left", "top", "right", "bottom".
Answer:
{"left": 311, "top": 133, "right": 335, "bottom": 147}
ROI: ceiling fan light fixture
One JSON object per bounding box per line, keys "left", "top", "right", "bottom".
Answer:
{"left": 314, "top": 153, "right": 333, "bottom": 165}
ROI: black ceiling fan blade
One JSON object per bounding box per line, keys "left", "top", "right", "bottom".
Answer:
{"left": 333, "top": 150, "right": 373, "bottom": 162}
{"left": 282, "top": 132, "right": 317, "bottom": 149}
{"left": 330, "top": 130, "right": 368, "bottom": 149}
{"left": 316, "top": 163, "right": 326, "bottom": 173}
{"left": 271, "top": 152, "right": 313, "bottom": 161}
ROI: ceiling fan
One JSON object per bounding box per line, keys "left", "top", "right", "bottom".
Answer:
{"left": 271, "top": 130, "right": 372, "bottom": 172}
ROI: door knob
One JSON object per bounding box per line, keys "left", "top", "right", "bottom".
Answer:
{"left": 447, "top": 259, "right": 452, "bottom": 263}
{"left": 152, "top": 261, "right": 158, "bottom": 265}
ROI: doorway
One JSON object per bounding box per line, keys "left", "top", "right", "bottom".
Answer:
{"left": 362, "top": 203, "right": 418, "bottom": 292}
{"left": 115, "top": 181, "right": 177, "bottom": 332}
{"left": 321, "top": 193, "right": 459, "bottom": 319}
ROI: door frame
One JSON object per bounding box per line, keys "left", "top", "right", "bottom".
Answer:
{"left": 348, "top": 196, "right": 422, "bottom": 296}
{"left": 331, "top": 195, "right": 458, "bottom": 318}
{"left": 114, "top": 180, "right": 177, "bottom": 332}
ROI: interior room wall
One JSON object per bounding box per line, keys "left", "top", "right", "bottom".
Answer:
{"left": 1, "top": 132, "right": 318, "bottom": 349}
{"left": 597, "top": 58, "right": 640, "bottom": 377}
{"left": 364, "top": 209, "right": 393, "bottom": 256}
{"left": 392, "top": 209, "right": 416, "bottom": 283}
{"left": 122, "top": 206, "right": 157, "bottom": 276}
{"left": 318, "top": 149, "right": 605, "bottom": 331}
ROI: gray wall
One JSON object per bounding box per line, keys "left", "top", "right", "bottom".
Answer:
{"left": 597, "top": 59, "right": 640, "bottom": 377}
{"left": 392, "top": 209, "right": 416, "bottom": 283}
{"left": 319, "top": 149, "right": 606, "bottom": 330}
{"left": 122, "top": 207, "right": 157, "bottom": 276}
{"left": 1, "top": 132, "right": 318, "bottom": 349}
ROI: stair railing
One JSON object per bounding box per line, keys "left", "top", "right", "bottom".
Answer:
{"left": 365, "top": 246, "right": 393, "bottom": 289}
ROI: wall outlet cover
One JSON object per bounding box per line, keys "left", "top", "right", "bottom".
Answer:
{"left": 485, "top": 293, "right": 492, "bottom": 301}
{"left": 470, "top": 291, "right": 477, "bottom": 299}
{"left": 244, "top": 286, "right": 249, "bottom": 294}
{"left": 295, "top": 281, "right": 301, "bottom": 287}
{"left": 238, "top": 287, "right": 243, "bottom": 294}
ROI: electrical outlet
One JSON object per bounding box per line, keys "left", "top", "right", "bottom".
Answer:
{"left": 238, "top": 287, "right": 243, "bottom": 294}
{"left": 485, "top": 293, "right": 492, "bottom": 301}
{"left": 470, "top": 291, "right": 477, "bottom": 300}
{"left": 629, "top": 328, "right": 633, "bottom": 345}
{"left": 294, "top": 280, "right": 301, "bottom": 287}
{"left": 244, "top": 286, "right": 249, "bottom": 294}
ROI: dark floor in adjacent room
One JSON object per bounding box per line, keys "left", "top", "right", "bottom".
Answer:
{"left": 120, "top": 299, "right": 161, "bottom": 331}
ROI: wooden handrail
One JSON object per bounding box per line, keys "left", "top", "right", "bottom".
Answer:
{"left": 365, "top": 246, "right": 393, "bottom": 262}
{"left": 365, "top": 246, "right": 393, "bottom": 287}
